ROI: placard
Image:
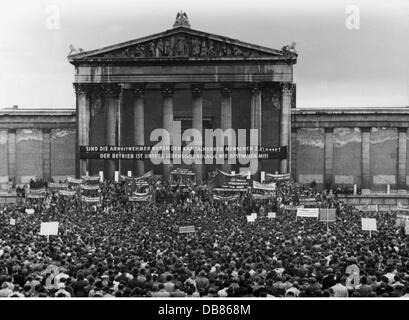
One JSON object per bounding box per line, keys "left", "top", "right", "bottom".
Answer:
{"left": 405, "top": 220, "right": 409, "bottom": 235}
{"left": 179, "top": 225, "right": 196, "bottom": 234}
{"left": 267, "top": 212, "right": 276, "bottom": 219}
{"left": 25, "top": 208, "right": 35, "bottom": 215}
{"left": 40, "top": 222, "right": 59, "bottom": 236}
{"left": 10, "top": 218, "right": 16, "bottom": 226}
{"left": 246, "top": 215, "right": 255, "bottom": 222}
{"left": 296, "top": 208, "right": 319, "bottom": 218}
{"left": 361, "top": 218, "right": 377, "bottom": 231}
{"left": 99, "top": 171, "right": 104, "bottom": 182}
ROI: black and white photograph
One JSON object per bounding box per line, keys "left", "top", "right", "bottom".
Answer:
{"left": 0, "top": 0, "right": 409, "bottom": 313}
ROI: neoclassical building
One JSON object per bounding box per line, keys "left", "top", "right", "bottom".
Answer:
{"left": 1, "top": 13, "right": 408, "bottom": 192}
{"left": 68, "top": 13, "right": 297, "bottom": 181}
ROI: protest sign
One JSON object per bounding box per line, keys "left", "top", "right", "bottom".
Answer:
{"left": 246, "top": 215, "right": 255, "bottom": 222}
{"left": 267, "top": 212, "right": 276, "bottom": 219}
{"left": 10, "top": 218, "right": 16, "bottom": 226}
{"left": 25, "top": 208, "right": 35, "bottom": 215}
{"left": 40, "top": 222, "right": 59, "bottom": 236}
{"left": 361, "top": 218, "right": 377, "bottom": 231}
{"left": 179, "top": 226, "right": 196, "bottom": 234}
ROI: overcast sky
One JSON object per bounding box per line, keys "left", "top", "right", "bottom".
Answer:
{"left": 0, "top": 0, "right": 408, "bottom": 109}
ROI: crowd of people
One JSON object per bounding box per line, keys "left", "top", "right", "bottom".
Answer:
{"left": 0, "top": 173, "right": 408, "bottom": 298}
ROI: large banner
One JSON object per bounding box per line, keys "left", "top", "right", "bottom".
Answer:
{"left": 80, "top": 145, "right": 287, "bottom": 160}
{"left": 82, "top": 176, "right": 100, "bottom": 182}
{"left": 212, "top": 194, "right": 239, "bottom": 202}
{"left": 67, "top": 177, "right": 83, "bottom": 184}
{"left": 296, "top": 208, "right": 319, "bottom": 218}
{"left": 253, "top": 181, "right": 276, "bottom": 191}
{"left": 265, "top": 173, "right": 291, "bottom": 181}
{"left": 129, "top": 192, "right": 151, "bottom": 202}
{"left": 48, "top": 183, "right": 68, "bottom": 189}
{"left": 59, "top": 190, "right": 76, "bottom": 197}
{"left": 81, "top": 184, "right": 100, "bottom": 191}
{"left": 170, "top": 168, "right": 196, "bottom": 186}
{"left": 81, "top": 196, "right": 101, "bottom": 203}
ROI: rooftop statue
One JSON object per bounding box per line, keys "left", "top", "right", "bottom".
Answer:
{"left": 173, "top": 10, "right": 191, "bottom": 28}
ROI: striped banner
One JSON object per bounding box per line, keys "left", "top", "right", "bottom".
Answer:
{"left": 81, "top": 184, "right": 100, "bottom": 191}
{"left": 67, "top": 177, "right": 83, "bottom": 184}
{"left": 82, "top": 196, "right": 101, "bottom": 203}
{"left": 82, "top": 176, "right": 100, "bottom": 182}
{"left": 253, "top": 181, "right": 276, "bottom": 191}
{"left": 48, "top": 183, "right": 68, "bottom": 189}
{"left": 212, "top": 194, "right": 239, "bottom": 201}
{"left": 59, "top": 190, "right": 77, "bottom": 197}
{"left": 129, "top": 195, "right": 150, "bottom": 202}
{"left": 265, "top": 173, "right": 291, "bottom": 180}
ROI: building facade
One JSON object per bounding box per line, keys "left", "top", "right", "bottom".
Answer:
{"left": 292, "top": 108, "right": 409, "bottom": 191}
{"left": 0, "top": 107, "right": 76, "bottom": 189}
{"left": 68, "top": 13, "right": 297, "bottom": 181}
{"left": 2, "top": 106, "right": 409, "bottom": 191}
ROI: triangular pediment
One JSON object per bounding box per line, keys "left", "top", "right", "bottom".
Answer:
{"left": 68, "top": 27, "right": 296, "bottom": 62}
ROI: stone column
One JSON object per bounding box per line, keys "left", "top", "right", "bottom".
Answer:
{"left": 191, "top": 83, "right": 203, "bottom": 182}
{"left": 0, "top": 130, "right": 8, "bottom": 185}
{"left": 361, "top": 128, "right": 371, "bottom": 189}
{"left": 250, "top": 85, "right": 262, "bottom": 176}
{"left": 42, "top": 129, "right": 51, "bottom": 181}
{"left": 221, "top": 85, "right": 232, "bottom": 173}
{"left": 290, "top": 128, "right": 298, "bottom": 180}
{"left": 103, "top": 84, "right": 121, "bottom": 181}
{"left": 280, "top": 83, "right": 293, "bottom": 174}
{"left": 250, "top": 85, "right": 262, "bottom": 144}
{"left": 161, "top": 84, "right": 174, "bottom": 180}
{"left": 74, "top": 83, "right": 90, "bottom": 178}
{"left": 133, "top": 84, "right": 145, "bottom": 177}
{"left": 7, "top": 129, "right": 16, "bottom": 185}
{"left": 324, "top": 128, "right": 334, "bottom": 187}
{"left": 398, "top": 128, "right": 407, "bottom": 188}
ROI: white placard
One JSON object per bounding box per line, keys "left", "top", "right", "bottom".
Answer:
{"left": 361, "top": 218, "right": 377, "bottom": 231}
{"left": 10, "top": 218, "right": 16, "bottom": 226}
{"left": 127, "top": 171, "right": 132, "bottom": 177}
{"left": 178, "top": 225, "right": 196, "bottom": 234}
{"left": 296, "top": 208, "right": 319, "bottom": 218}
{"left": 251, "top": 212, "right": 257, "bottom": 219}
{"left": 246, "top": 215, "right": 255, "bottom": 222}
{"left": 261, "top": 171, "right": 266, "bottom": 183}
{"left": 40, "top": 222, "right": 59, "bottom": 236}
{"left": 267, "top": 212, "right": 276, "bottom": 219}
{"left": 114, "top": 171, "right": 119, "bottom": 183}
{"left": 25, "top": 208, "right": 35, "bottom": 215}
{"left": 99, "top": 171, "right": 104, "bottom": 182}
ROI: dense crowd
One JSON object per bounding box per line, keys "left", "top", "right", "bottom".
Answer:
{"left": 0, "top": 175, "right": 408, "bottom": 298}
